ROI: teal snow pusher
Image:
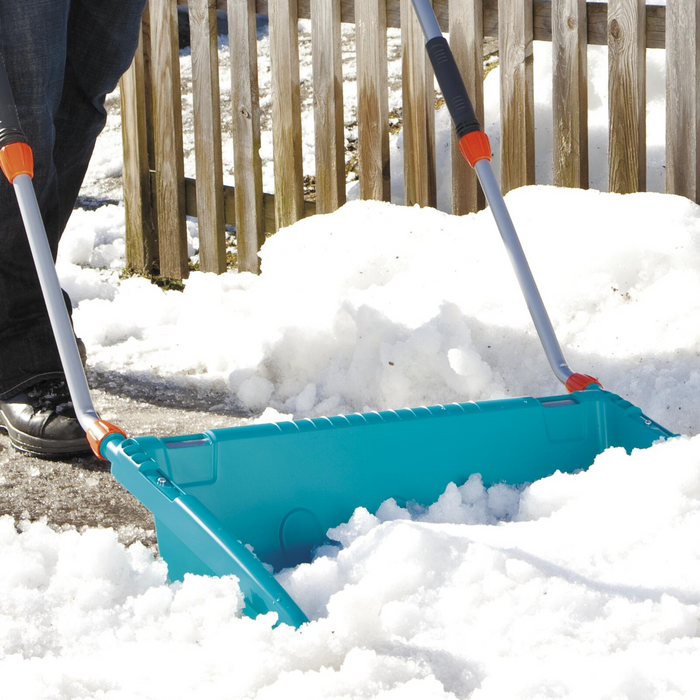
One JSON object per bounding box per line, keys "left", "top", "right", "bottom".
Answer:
{"left": 103, "top": 389, "right": 673, "bottom": 628}
{"left": 1, "top": 0, "right": 675, "bottom": 629}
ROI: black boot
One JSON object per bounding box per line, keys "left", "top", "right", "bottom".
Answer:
{"left": 0, "top": 378, "right": 90, "bottom": 457}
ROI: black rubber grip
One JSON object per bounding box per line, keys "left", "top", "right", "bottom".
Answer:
{"left": 0, "top": 55, "right": 27, "bottom": 148}
{"left": 426, "top": 36, "right": 481, "bottom": 138}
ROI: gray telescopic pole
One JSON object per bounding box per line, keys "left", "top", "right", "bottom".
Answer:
{"left": 0, "top": 53, "right": 127, "bottom": 456}
{"left": 408, "top": 0, "right": 600, "bottom": 393}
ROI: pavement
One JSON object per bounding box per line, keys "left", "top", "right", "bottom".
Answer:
{"left": 0, "top": 370, "right": 249, "bottom": 547}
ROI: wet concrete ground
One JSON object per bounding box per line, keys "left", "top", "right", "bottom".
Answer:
{"left": 0, "top": 371, "right": 249, "bottom": 547}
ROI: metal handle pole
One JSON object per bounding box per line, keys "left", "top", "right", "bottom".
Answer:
{"left": 0, "top": 53, "right": 126, "bottom": 456}
{"left": 12, "top": 175, "right": 100, "bottom": 431}
{"left": 473, "top": 161, "right": 572, "bottom": 384}
{"left": 411, "top": 1, "right": 442, "bottom": 41}
{"left": 408, "top": 0, "right": 600, "bottom": 392}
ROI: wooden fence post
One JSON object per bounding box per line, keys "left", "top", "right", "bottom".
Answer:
{"left": 666, "top": 0, "right": 700, "bottom": 203}
{"left": 552, "top": 0, "right": 588, "bottom": 188}
{"left": 149, "top": 0, "right": 189, "bottom": 279}
{"left": 355, "top": 0, "right": 391, "bottom": 201}
{"left": 450, "top": 0, "right": 485, "bottom": 215}
{"left": 269, "top": 0, "right": 305, "bottom": 229}
{"left": 608, "top": 0, "right": 646, "bottom": 193}
{"left": 229, "top": 0, "right": 265, "bottom": 273}
{"left": 498, "top": 0, "right": 535, "bottom": 194}
{"left": 311, "top": 0, "right": 346, "bottom": 214}
{"left": 147, "top": 0, "right": 682, "bottom": 267}
{"left": 401, "top": 0, "right": 437, "bottom": 208}
{"left": 121, "top": 11, "right": 158, "bottom": 273}
{"left": 189, "top": 0, "right": 227, "bottom": 273}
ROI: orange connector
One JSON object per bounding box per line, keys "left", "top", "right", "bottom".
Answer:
{"left": 566, "top": 373, "right": 602, "bottom": 393}
{"left": 458, "top": 131, "right": 492, "bottom": 168}
{"left": 0, "top": 142, "right": 33, "bottom": 183}
{"left": 87, "top": 420, "right": 128, "bottom": 460}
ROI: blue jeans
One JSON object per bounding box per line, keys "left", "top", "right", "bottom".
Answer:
{"left": 0, "top": 0, "right": 147, "bottom": 398}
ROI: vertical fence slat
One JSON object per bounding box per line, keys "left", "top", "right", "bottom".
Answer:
{"left": 150, "top": 0, "right": 189, "bottom": 279}
{"left": 608, "top": 0, "right": 646, "bottom": 193}
{"left": 143, "top": 7, "right": 156, "bottom": 176}
{"left": 121, "top": 14, "right": 158, "bottom": 273}
{"left": 401, "top": 0, "right": 437, "bottom": 207}
{"left": 311, "top": 0, "right": 346, "bottom": 213}
{"left": 666, "top": 0, "right": 699, "bottom": 202}
{"left": 552, "top": 0, "right": 588, "bottom": 188}
{"left": 229, "top": 0, "right": 265, "bottom": 273}
{"left": 270, "top": 0, "right": 305, "bottom": 229}
{"left": 190, "top": 0, "right": 226, "bottom": 273}
{"left": 355, "top": 0, "right": 390, "bottom": 201}
{"left": 498, "top": 0, "right": 535, "bottom": 194}
{"left": 450, "top": 0, "right": 485, "bottom": 214}
{"left": 142, "top": 0, "right": 678, "bottom": 276}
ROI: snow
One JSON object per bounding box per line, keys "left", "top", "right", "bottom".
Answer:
{"left": 2, "top": 437, "right": 700, "bottom": 698}
{"left": 2, "top": 15, "right": 700, "bottom": 700}
{"left": 61, "top": 189, "right": 700, "bottom": 436}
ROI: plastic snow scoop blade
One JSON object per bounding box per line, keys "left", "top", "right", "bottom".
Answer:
{"left": 102, "top": 387, "right": 674, "bottom": 627}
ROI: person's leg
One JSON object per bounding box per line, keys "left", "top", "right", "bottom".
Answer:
{"left": 0, "top": 0, "right": 147, "bottom": 401}
{"left": 0, "top": 0, "right": 146, "bottom": 455}
{"left": 53, "top": 0, "right": 147, "bottom": 235}
{"left": 0, "top": 0, "right": 71, "bottom": 399}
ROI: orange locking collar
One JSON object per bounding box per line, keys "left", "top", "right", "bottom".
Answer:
{"left": 458, "top": 131, "right": 492, "bottom": 168}
{"left": 0, "top": 142, "right": 33, "bottom": 182}
{"left": 87, "top": 420, "right": 128, "bottom": 460}
{"left": 566, "top": 373, "right": 602, "bottom": 393}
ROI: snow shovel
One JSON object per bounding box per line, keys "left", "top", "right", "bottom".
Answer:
{"left": 0, "top": 5, "right": 675, "bottom": 632}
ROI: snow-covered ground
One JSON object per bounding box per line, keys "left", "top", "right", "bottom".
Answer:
{"left": 3, "top": 437, "right": 700, "bottom": 698}
{"left": 1, "top": 19, "right": 699, "bottom": 700}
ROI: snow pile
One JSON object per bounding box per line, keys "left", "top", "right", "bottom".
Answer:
{"left": 60, "top": 187, "right": 700, "bottom": 435}
{"left": 2, "top": 435, "right": 699, "bottom": 698}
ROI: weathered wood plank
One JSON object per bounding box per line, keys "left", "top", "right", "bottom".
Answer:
{"left": 401, "top": 0, "right": 437, "bottom": 208}
{"left": 639, "top": 4, "right": 666, "bottom": 51}
{"left": 269, "top": 0, "right": 305, "bottom": 229}
{"left": 552, "top": 0, "right": 588, "bottom": 188}
{"left": 608, "top": 0, "right": 645, "bottom": 194}
{"left": 150, "top": 0, "right": 189, "bottom": 279}
{"left": 585, "top": 2, "right": 664, "bottom": 49}
{"left": 189, "top": 0, "right": 226, "bottom": 273}
{"left": 499, "top": 0, "right": 535, "bottom": 194}
{"left": 311, "top": 0, "right": 346, "bottom": 213}
{"left": 355, "top": 0, "right": 390, "bottom": 201}
{"left": 450, "top": 0, "right": 485, "bottom": 215}
{"left": 228, "top": 0, "right": 265, "bottom": 272}
{"left": 121, "top": 18, "right": 158, "bottom": 274}
{"left": 666, "top": 0, "right": 700, "bottom": 202}
{"left": 141, "top": 6, "right": 156, "bottom": 174}
{"left": 179, "top": 175, "right": 316, "bottom": 233}
{"left": 178, "top": 0, "right": 667, "bottom": 49}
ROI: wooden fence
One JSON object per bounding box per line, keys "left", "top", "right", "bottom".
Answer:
{"left": 120, "top": 0, "right": 697, "bottom": 280}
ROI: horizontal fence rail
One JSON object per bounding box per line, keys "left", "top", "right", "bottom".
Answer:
{"left": 121, "top": 0, "right": 692, "bottom": 281}
{"left": 177, "top": 0, "right": 668, "bottom": 48}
